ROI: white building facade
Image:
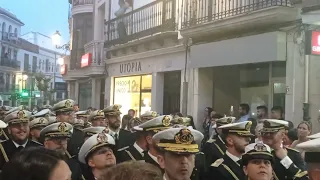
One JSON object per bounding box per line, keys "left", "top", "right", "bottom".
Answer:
{"left": 62, "top": 0, "right": 320, "bottom": 132}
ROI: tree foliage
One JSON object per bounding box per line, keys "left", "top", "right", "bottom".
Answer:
{"left": 32, "top": 72, "right": 55, "bottom": 103}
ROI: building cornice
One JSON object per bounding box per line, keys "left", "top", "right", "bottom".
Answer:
{"left": 105, "top": 45, "right": 185, "bottom": 65}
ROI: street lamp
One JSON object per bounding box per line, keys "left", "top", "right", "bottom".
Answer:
{"left": 52, "top": 31, "right": 62, "bottom": 103}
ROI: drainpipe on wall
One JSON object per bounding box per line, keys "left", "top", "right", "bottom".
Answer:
{"left": 182, "top": 38, "right": 192, "bottom": 116}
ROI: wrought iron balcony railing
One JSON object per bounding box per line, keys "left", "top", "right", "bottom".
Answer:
{"left": 105, "top": 0, "right": 176, "bottom": 47}
{"left": 1, "top": 32, "right": 20, "bottom": 44}
{"left": 181, "top": 0, "right": 291, "bottom": 29}
{"left": 72, "top": 0, "right": 93, "bottom": 6}
{"left": 0, "top": 58, "right": 20, "bottom": 69}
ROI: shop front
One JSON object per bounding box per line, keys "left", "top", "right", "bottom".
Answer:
{"left": 186, "top": 31, "right": 289, "bottom": 130}
{"left": 105, "top": 46, "right": 186, "bottom": 116}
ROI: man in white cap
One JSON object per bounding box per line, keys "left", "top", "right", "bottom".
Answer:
{"left": 41, "top": 122, "right": 84, "bottom": 180}
{"left": 52, "top": 99, "right": 85, "bottom": 156}
{"left": 103, "top": 105, "right": 134, "bottom": 149}
{"left": 261, "top": 119, "right": 307, "bottom": 180}
{"left": 78, "top": 133, "right": 116, "bottom": 180}
{"left": 296, "top": 138, "right": 319, "bottom": 179}
{"left": 242, "top": 142, "right": 274, "bottom": 180}
{"left": 202, "top": 116, "right": 234, "bottom": 168}
{"left": 206, "top": 121, "right": 253, "bottom": 180}
{"left": 153, "top": 126, "right": 204, "bottom": 180}
{"left": 88, "top": 110, "right": 106, "bottom": 127}
{"left": 0, "top": 110, "right": 42, "bottom": 169}
{"left": 125, "top": 115, "right": 173, "bottom": 171}
{"left": 29, "top": 117, "right": 49, "bottom": 142}
{"left": 82, "top": 126, "right": 108, "bottom": 141}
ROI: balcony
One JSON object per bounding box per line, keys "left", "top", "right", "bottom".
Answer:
{"left": 71, "top": 0, "right": 94, "bottom": 16}
{"left": 1, "top": 32, "right": 20, "bottom": 45}
{"left": 180, "top": 0, "right": 299, "bottom": 39}
{"left": 104, "top": 0, "right": 177, "bottom": 48}
{"left": 0, "top": 58, "right": 20, "bottom": 70}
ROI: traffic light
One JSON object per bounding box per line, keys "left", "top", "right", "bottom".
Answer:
{"left": 20, "top": 89, "right": 29, "bottom": 98}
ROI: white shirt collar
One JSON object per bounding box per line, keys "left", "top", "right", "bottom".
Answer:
{"left": 226, "top": 150, "right": 241, "bottom": 163}
{"left": 12, "top": 140, "right": 28, "bottom": 148}
{"left": 148, "top": 151, "right": 159, "bottom": 164}
{"left": 133, "top": 142, "right": 144, "bottom": 156}
{"left": 109, "top": 128, "right": 120, "bottom": 136}
{"left": 163, "top": 174, "right": 168, "bottom": 180}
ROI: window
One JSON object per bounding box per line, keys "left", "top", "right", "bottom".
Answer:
{"left": 7, "top": 48, "right": 11, "bottom": 58}
{"left": 46, "top": 59, "right": 49, "bottom": 71}
{"left": 24, "top": 54, "right": 29, "bottom": 71}
{"left": 8, "top": 25, "right": 12, "bottom": 33}
{"left": 32, "top": 56, "right": 37, "bottom": 72}
{"left": 13, "top": 50, "right": 17, "bottom": 60}
{"left": 14, "top": 28, "right": 18, "bottom": 37}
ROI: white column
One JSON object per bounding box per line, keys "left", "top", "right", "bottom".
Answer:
{"left": 75, "top": 81, "right": 79, "bottom": 103}
{"left": 91, "top": 78, "right": 97, "bottom": 107}
{"left": 95, "top": 79, "right": 101, "bottom": 109}
{"left": 285, "top": 31, "right": 304, "bottom": 127}
{"left": 104, "top": 76, "right": 112, "bottom": 107}
{"left": 151, "top": 72, "right": 164, "bottom": 114}
{"left": 183, "top": 68, "right": 213, "bottom": 131}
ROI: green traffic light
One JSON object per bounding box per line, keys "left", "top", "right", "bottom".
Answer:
{"left": 21, "top": 92, "right": 29, "bottom": 97}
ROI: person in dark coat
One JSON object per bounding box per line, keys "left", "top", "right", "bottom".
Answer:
{"left": 261, "top": 119, "right": 308, "bottom": 180}
{"left": 52, "top": 99, "right": 85, "bottom": 156}
{"left": 40, "top": 122, "right": 84, "bottom": 180}
{"left": 0, "top": 109, "right": 42, "bottom": 170}
{"left": 205, "top": 121, "right": 253, "bottom": 180}
{"left": 103, "top": 105, "right": 135, "bottom": 150}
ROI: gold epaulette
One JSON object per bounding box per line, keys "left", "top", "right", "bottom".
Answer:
{"left": 117, "top": 146, "right": 129, "bottom": 151}
{"left": 211, "top": 158, "right": 224, "bottom": 167}
{"left": 286, "top": 147, "right": 299, "bottom": 153}
{"left": 295, "top": 170, "right": 308, "bottom": 178}
{"left": 207, "top": 139, "right": 216, "bottom": 143}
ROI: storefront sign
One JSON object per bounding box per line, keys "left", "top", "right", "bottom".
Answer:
{"left": 120, "top": 61, "right": 142, "bottom": 73}
{"left": 55, "top": 82, "right": 67, "bottom": 91}
{"left": 60, "top": 64, "right": 67, "bottom": 75}
{"left": 81, "top": 53, "right": 92, "bottom": 68}
{"left": 305, "top": 31, "right": 320, "bottom": 55}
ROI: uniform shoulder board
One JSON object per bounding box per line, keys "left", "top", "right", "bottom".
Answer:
{"left": 31, "top": 140, "right": 43, "bottom": 146}
{"left": 287, "top": 147, "right": 299, "bottom": 153}
{"left": 207, "top": 139, "right": 216, "bottom": 143}
{"left": 211, "top": 158, "right": 224, "bottom": 167}
{"left": 117, "top": 146, "right": 129, "bottom": 151}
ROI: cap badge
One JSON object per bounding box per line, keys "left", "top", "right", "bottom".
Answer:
{"left": 245, "top": 121, "right": 252, "bottom": 131}
{"left": 58, "top": 122, "right": 68, "bottom": 133}
{"left": 39, "top": 118, "right": 45, "bottom": 124}
{"left": 177, "top": 118, "right": 184, "bottom": 124}
{"left": 175, "top": 128, "right": 194, "bottom": 144}
{"left": 97, "top": 133, "right": 108, "bottom": 143}
{"left": 151, "top": 111, "right": 157, "bottom": 117}
{"left": 65, "top": 100, "right": 72, "bottom": 108}
{"left": 17, "top": 110, "right": 25, "bottom": 119}
{"left": 263, "top": 120, "right": 271, "bottom": 128}
{"left": 162, "top": 116, "right": 171, "bottom": 127}
{"left": 97, "top": 110, "right": 104, "bottom": 116}
{"left": 254, "top": 143, "right": 267, "bottom": 151}
{"left": 226, "top": 117, "right": 233, "bottom": 124}
{"left": 102, "top": 128, "right": 109, "bottom": 134}
{"left": 112, "top": 105, "right": 119, "bottom": 111}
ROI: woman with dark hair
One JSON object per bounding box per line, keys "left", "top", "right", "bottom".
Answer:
{"left": 187, "top": 115, "right": 196, "bottom": 129}
{"left": 1, "top": 147, "right": 71, "bottom": 180}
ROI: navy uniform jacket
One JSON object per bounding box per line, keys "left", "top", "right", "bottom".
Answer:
{"left": 202, "top": 135, "right": 226, "bottom": 170}
{"left": 65, "top": 153, "right": 85, "bottom": 180}
{"left": 191, "top": 152, "right": 205, "bottom": 180}
{"left": 272, "top": 148, "right": 309, "bottom": 180}
{"left": 143, "top": 151, "right": 164, "bottom": 173}
{"left": 68, "top": 128, "right": 85, "bottom": 156}
{"left": 0, "top": 140, "right": 42, "bottom": 170}
{"left": 205, "top": 154, "right": 245, "bottom": 180}
{"left": 115, "top": 129, "right": 135, "bottom": 150}
{"left": 116, "top": 145, "right": 144, "bottom": 163}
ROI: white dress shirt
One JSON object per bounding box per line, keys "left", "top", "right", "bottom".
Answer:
{"left": 133, "top": 142, "right": 144, "bottom": 157}
{"left": 226, "top": 150, "right": 241, "bottom": 164}
{"left": 12, "top": 140, "right": 28, "bottom": 148}
{"left": 148, "top": 151, "right": 159, "bottom": 164}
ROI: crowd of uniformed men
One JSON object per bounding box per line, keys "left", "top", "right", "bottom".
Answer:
{"left": 0, "top": 99, "right": 319, "bottom": 180}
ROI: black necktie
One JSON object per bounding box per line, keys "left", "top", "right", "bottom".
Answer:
{"left": 114, "top": 133, "right": 119, "bottom": 140}
{"left": 17, "top": 146, "right": 24, "bottom": 152}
